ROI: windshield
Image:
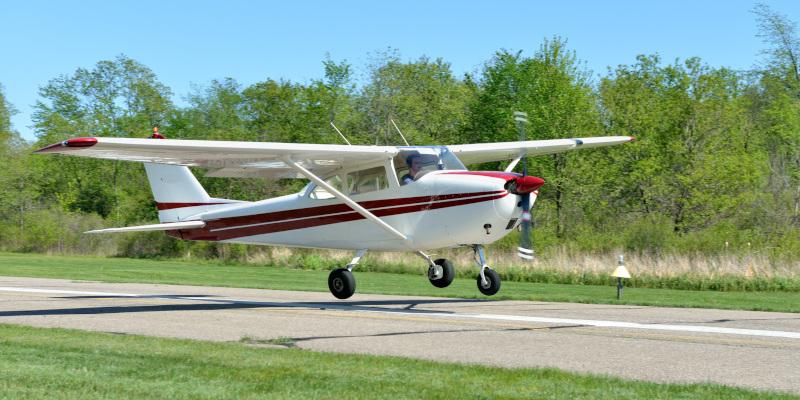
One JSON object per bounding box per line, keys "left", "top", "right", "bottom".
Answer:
{"left": 395, "top": 146, "right": 466, "bottom": 185}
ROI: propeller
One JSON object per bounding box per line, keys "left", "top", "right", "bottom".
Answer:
{"left": 513, "top": 111, "right": 535, "bottom": 261}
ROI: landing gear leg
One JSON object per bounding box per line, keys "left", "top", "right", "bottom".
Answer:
{"left": 417, "top": 251, "right": 455, "bottom": 288}
{"left": 346, "top": 249, "right": 366, "bottom": 271}
{"left": 328, "top": 249, "right": 365, "bottom": 299}
{"left": 472, "top": 245, "right": 500, "bottom": 296}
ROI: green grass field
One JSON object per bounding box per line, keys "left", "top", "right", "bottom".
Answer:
{"left": 1, "top": 252, "right": 799, "bottom": 312}
{"left": 0, "top": 324, "right": 795, "bottom": 399}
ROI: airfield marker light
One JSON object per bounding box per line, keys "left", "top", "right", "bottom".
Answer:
{"left": 611, "top": 254, "right": 631, "bottom": 300}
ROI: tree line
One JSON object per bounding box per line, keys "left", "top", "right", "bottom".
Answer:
{"left": 1, "top": 5, "right": 800, "bottom": 260}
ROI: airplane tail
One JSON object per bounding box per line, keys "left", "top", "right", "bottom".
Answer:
{"left": 143, "top": 163, "right": 239, "bottom": 222}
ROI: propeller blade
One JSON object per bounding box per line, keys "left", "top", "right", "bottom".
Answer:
{"left": 514, "top": 111, "right": 528, "bottom": 177}
{"left": 514, "top": 111, "right": 534, "bottom": 261}
{"left": 518, "top": 192, "right": 533, "bottom": 260}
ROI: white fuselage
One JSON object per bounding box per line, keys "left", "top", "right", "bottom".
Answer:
{"left": 168, "top": 171, "right": 524, "bottom": 251}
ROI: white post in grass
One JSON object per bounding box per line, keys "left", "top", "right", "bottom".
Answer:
{"left": 612, "top": 254, "right": 631, "bottom": 300}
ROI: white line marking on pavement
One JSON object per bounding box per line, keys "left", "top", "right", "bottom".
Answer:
{"left": 2, "top": 286, "right": 799, "bottom": 340}
{"left": 0, "top": 287, "right": 141, "bottom": 297}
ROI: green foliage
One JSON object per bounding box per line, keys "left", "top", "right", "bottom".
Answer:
{"left": 4, "top": 9, "right": 800, "bottom": 270}
{"left": 356, "top": 50, "right": 471, "bottom": 145}
{"left": 0, "top": 83, "right": 15, "bottom": 148}
{"left": 465, "top": 38, "right": 601, "bottom": 238}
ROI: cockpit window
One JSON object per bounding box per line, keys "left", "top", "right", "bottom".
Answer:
{"left": 308, "top": 166, "right": 390, "bottom": 199}
{"left": 395, "top": 146, "right": 466, "bottom": 185}
{"left": 308, "top": 175, "right": 342, "bottom": 200}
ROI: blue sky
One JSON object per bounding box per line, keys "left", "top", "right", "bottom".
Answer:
{"left": 2, "top": 0, "right": 799, "bottom": 140}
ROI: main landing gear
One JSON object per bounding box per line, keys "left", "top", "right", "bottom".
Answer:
{"left": 326, "top": 246, "right": 502, "bottom": 299}
{"left": 418, "top": 251, "right": 455, "bottom": 288}
{"left": 328, "top": 249, "right": 364, "bottom": 299}
{"left": 419, "top": 247, "right": 500, "bottom": 296}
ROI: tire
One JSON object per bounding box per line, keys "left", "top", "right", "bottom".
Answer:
{"left": 429, "top": 258, "right": 455, "bottom": 288}
{"left": 477, "top": 268, "right": 501, "bottom": 296}
{"left": 328, "top": 268, "right": 356, "bottom": 299}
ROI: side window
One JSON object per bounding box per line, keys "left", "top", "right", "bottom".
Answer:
{"left": 347, "top": 166, "right": 388, "bottom": 194}
{"left": 308, "top": 175, "right": 342, "bottom": 200}
{"left": 308, "top": 167, "right": 389, "bottom": 199}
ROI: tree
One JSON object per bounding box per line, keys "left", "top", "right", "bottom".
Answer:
{"left": 0, "top": 83, "right": 15, "bottom": 152}
{"left": 321, "top": 54, "right": 354, "bottom": 125}
{"left": 0, "top": 84, "right": 38, "bottom": 250}
{"left": 32, "top": 55, "right": 174, "bottom": 222}
{"left": 356, "top": 50, "right": 471, "bottom": 146}
{"left": 750, "top": 4, "right": 800, "bottom": 228}
{"left": 753, "top": 3, "right": 800, "bottom": 86}
{"left": 598, "top": 55, "right": 768, "bottom": 242}
{"left": 465, "top": 38, "right": 600, "bottom": 238}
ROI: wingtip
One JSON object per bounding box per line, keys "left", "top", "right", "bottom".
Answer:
{"left": 34, "top": 137, "right": 98, "bottom": 154}
{"left": 628, "top": 136, "right": 636, "bottom": 142}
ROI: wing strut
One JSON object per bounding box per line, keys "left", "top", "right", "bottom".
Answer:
{"left": 504, "top": 156, "right": 522, "bottom": 173}
{"left": 283, "top": 157, "right": 409, "bottom": 242}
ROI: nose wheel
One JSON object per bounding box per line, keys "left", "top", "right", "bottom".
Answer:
{"left": 473, "top": 245, "right": 501, "bottom": 296}
{"left": 477, "top": 267, "right": 500, "bottom": 295}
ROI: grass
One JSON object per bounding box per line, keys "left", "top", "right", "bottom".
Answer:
{"left": 0, "top": 323, "right": 795, "bottom": 399}
{"left": 2, "top": 252, "right": 800, "bottom": 312}
{"left": 240, "top": 336, "right": 298, "bottom": 347}
{"left": 202, "top": 245, "right": 800, "bottom": 292}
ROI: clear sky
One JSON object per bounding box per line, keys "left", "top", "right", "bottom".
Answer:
{"left": 2, "top": 0, "right": 799, "bottom": 141}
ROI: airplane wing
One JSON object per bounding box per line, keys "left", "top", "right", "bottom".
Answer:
{"left": 35, "top": 137, "right": 398, "bottom": 179}
{"left": 447, "top": 136, "right": 634, "bottom": 165}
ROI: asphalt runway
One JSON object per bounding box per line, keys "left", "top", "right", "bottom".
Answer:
{"left": 1, "top": 277, "right": 799, "bottom": 394}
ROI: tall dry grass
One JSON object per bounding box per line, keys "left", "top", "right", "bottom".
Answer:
{"left": 213, "top": 245, "right": 800, "bottom": 291}
{"left": 240, "top": 246, "right": 798, "bottom": 278}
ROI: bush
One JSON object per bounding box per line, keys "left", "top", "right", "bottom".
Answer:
{"left": 117, "top": 231, "right": 184, "bottom": 259}
{"left": 622, "top": 214, "right": 673, "bottom": 254}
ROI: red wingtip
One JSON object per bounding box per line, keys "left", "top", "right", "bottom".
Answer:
{"left": 629, "top": 136, "right": 636, "bottom": 142}
{"left": 34, "top": 137, "right": 98, "bottom": 153}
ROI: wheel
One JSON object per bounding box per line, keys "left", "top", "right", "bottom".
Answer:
{"left": 428, "top": 258, "right": 455, "bottom": 288}
{"left": 477, "top": 268, "right": 501, "bottom": 296}
{"left": 328, "top": 268, "right": 356, "bottom": 299}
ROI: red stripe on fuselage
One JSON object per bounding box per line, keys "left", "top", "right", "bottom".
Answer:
{"left": 202, "top": 190, "right": 504, "bottom": 229}
{"left": 156, "top": 202, "right": 230, "bottom": 210}
{"left": 174, "top": 191, "right": 508, "bottom": 241}
{"left": 441, "top": 171, "right": 520, "bottom": 181}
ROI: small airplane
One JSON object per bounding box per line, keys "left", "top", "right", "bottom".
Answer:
{"left": 36, "top": 119, "right": 633, "bottom": 299}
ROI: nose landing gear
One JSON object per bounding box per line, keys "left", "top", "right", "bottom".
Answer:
{"left": 473, "top": 244, "right": 500, "bottom": 296}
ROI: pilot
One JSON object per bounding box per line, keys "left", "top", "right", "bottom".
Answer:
{"left": 401, "top": 154, "right": 422, "bottom": 185}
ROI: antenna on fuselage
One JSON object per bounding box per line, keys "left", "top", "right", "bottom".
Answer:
{"left": 329, "top": 121, "right": 352, "bottom": 145}
{"left": 389, "top": 119, "right": 411, "bottom": 146}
